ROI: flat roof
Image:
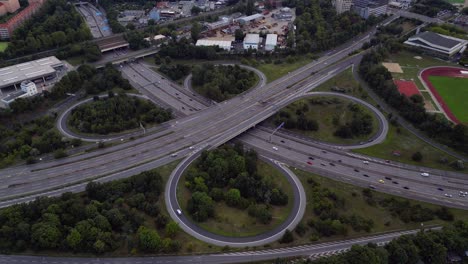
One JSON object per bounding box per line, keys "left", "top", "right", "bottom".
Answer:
{"left": 238, "top": 13, "right": 263, "bottom": 22}
{"left": 265, "top": 34, "right": 277, "bottom": 46}
{"left": 244, "top": 34, "right": 260, "bottom": 44}
{"left": 410, "top": 31, "right": 464, "bottom": 49}
{"left": 2, "top": 90, "right": 26, "bottom": 103}
{"left": 196, "top": 39, "right": 232, "bottom": 48}
{"left": 0, "top": 56, "right": 62, "bottom": 89}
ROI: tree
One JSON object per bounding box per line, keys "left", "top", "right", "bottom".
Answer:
{"left": 191, "top": 5, "right": 202, "bottom": 15}
{"left": 187, "top": 192, "right": 214, "bottom": 222}
{"left": 137, "top": 226, "right": 162, "bottom": 252}
{"left": 235, "top": 29, "right": 245, "bottom": 41}
{"left": 66, "top": 228, "right": 82, "bottom": 251}
{"left": 191, "top": 22, "right": 202, "bottom": 42}
{"left": 412, "top": 151, "right": 423, "bottom": 162}
{"left": 165, "top": 221, "right": 180, "bottom": 238}
{"left": 31, "top": 222, "right": 62, "bottom": 249}
{"left": 246, "top": 0, "right": 255, "bottom": 15}
{"left": 279, "top": 229, "right": 294, "bottom": 244}
{"left": 225, "top": 188, "right": 241, "bottom": 207}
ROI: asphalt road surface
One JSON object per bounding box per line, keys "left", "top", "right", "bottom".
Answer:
{"left": 1, "top": 16, "right": 466, "bottom": 213}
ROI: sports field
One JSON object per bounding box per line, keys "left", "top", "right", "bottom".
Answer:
{"left": 0, "top": 42, "right": 8, "bottom": 52}
{"left": 394, "top": 80, "right": 420, "bottom": 97}
{"left": 428, "top": 76, "right": 468, "bottom": 124}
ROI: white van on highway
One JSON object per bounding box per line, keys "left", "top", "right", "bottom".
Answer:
{"left": 176, "top": 209, "right": 182, "bottom": 215}
{"left": 420, "top": 172, "right": 429, "bottom": 177}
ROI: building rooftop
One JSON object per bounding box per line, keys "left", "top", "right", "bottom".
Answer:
{"left": 0, "top": 56, "right": 62, "bottom": 89}
{"left": 265, "top": 34, "right": 277, "bottom": 46}
{"left": 2, "top": 89, "right": 26, "bottom": 103}
{"left": 238, "top": 13, "right": 263, "bottom": 22}
{"left": 411, "top": 31, "right": 464, "bottom": 49}
{"left": 196, "top": 39, "right": 232, "bottom": 47}
{"left": 244, "top": 33, "right": 260, "bottom": 44}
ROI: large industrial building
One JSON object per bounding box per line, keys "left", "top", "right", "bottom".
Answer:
{"left": 404, "top": 31, "right": 468, "bottom": 58}
{"left": 196, "top": 39, "right": 232, "bottom": 50}
{"left": 237, "top": 13, "right": 264, "bottom": 25}
{"left": 0, "top": 56, "right": 64, "bottom": 96}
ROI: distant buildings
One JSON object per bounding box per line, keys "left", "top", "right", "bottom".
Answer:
{"left": 333, "top": 0, "right": 353, "bottom": 14}
{"left": 0, "top": 56, "right": 63, "bottom": 97}
{"left": 265, "top": 34, "right": 277, "bottom": 51}
{"left": 237, "top": 13, "right": 264, "bottom": 25}
{"left": 352, "top": 0, "right": 388, "bottom": 19}
{"left": 243, "top": 33, "right": 260, "bottom": 50}
{"left": 0, "top": 0, "right": 44, "bottom": 39}
{"left": 404, "top": 31, "right": 468, "bottom": 58}
{"left": 0, "top": 0, "right": 20, "bottom": 16}
{"left": 275, "top": 7, "right": 293, "bottom": 20}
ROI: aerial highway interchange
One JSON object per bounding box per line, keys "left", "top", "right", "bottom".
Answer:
{"left": 0, "top": 13, "right": 467, "bottom": 263}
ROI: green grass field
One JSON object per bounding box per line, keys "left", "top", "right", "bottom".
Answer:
{"left": 354, "top": 124, "right": 461, "bottom": 171}
{"left": 269, "top": 95, "right": 379, "bottom": 145}
{"left": 0, "top": 42, "right": 8, "bottom": 52}
{"left": 256, "top": 57, "right": 313, "bottom": 83}
{"left": 177, "top": 160, "right": 294, "bottom": 237}
{"left": 428, "top": 76, "right": 468, "bottom": 124}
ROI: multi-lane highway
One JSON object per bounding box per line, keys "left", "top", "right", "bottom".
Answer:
{"left": 0, "top": 13, "right": 466, "bottom": 263}
{"left": 0, "top": 25, "right": 383, "bottom": 205}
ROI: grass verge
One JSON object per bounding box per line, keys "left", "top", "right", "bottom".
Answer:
{"left": 0, "top": 42, "right": 8, "bottom": 52}
{"left": 353, "top": 123, "right": 462, "bottom": 171}
{"left": 255, "top": 56, "right": 313, "bottom": 83}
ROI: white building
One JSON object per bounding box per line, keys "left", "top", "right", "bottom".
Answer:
{"left": 404, "top": 31, "right": 468, "bottom": 58}
{"left": 334, "top": 0, "right": 353, "bottom": 14}
{"left": 20, "top": 80, "right": 37, "bottom": 96}
{"left": 243, "top": 34, "right": 260, "bottom": 50}
{"left": 1, "top": 80, "right": 38, "bottom": 107}
{"left": 196, "top": 39, "right": 232, "bottom": 50}
{"left": 265, "top": 34, "right": 277, "bottom": 51}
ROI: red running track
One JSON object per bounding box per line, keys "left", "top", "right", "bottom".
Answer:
{"left": 420, "top": 67, "right": 468, "bottom": 124}
{"left": 394, "top": 80, "right": 420, "bottom": 97}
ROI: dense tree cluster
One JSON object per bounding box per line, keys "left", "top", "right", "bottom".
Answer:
{"left": 292, "top": 0, "right": 380, "bottom": 54}
{"left": 159, "top": 64, "right": 191, "bottom": 81}
{"left": 49, "top": 64, "right": 132, "bottom": 101}
{"left": 3, "top": 0, "right": 92, "bottom": 58}
{"left": 192, "top": 64, "right": 257, "bottom": 101}
{"left": 333, "top": 103, "right": 373, "bottom": 139}
{"left": 272, "top": 98, "right": 373, "bottom": 139}
{"left": 410, "top": 0, "right": 455, "bottom": 17}
{"left": 159, "top": 38, "right": 220, "bottom": 60}
{"left": 0, "top": 116, "right": 79, "bottom": 167}
{"left": 305, "top": 178, "right": 373, "bottom": 238}
{"left": 125, "top": 30, "right": 150, "bottom": 50}
{"left": 359, "top": 49, "right": 468, "bottom": 154}
{"left": 300, "top": 221, "right": 468, "bottom": 264}
{"left": 0, "top": 170, "right": 181, "bottom": 254}
{"left": 362, "top": 188, "right": 454, "bottom": 223}
{"left": 56, "top": 42, "right": 102, "bottom": 62}
{"left": 69, "top": 94, "right": 172, "bottom": 134}
{"left": 273, "top": 107, "right": 319, "bottom": 132}
{"left": 185, "top": 144, "right": 288, "bottom": 223}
